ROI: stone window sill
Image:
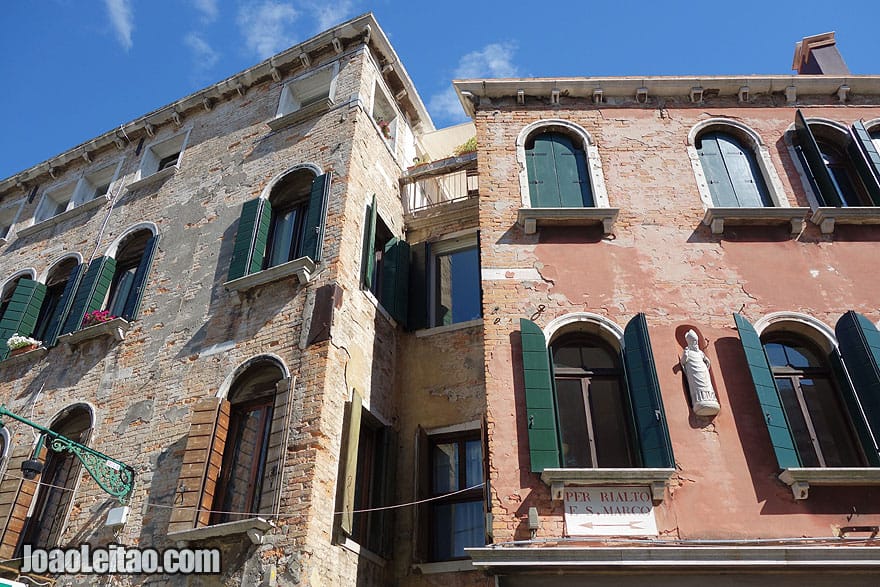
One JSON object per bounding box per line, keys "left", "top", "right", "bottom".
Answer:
{"left": 57, "top": 318, "right": 130, "bottom": 347}
{"left": 125, "top": 165, "right": 178, "bottom": 192}
{"left": 517, "top": 207, "right": 619, "bottom": 235}
{"left": 779, "top": 467, "right": 880, "bottom": 500}
{"left": 224, "top": 257, "right": 316, "bottom": 297}
{"left": 810, "top": 207, "right": 880, "bottom": 234}
{"left": 540, "top": 468, "right": 676, "bottom": 503}
{"left": 2, "top": 346, "right": 48, "bottom": 365}
{"left": 415, "top": 318, "right": 483, "bottom": 338}
{"left": 702, "top": 207, "right": 809, "bottom": 235}
{"left": 338, "top": 536, "right": 387, "bottom": 567}
{"left": 16, "top": 195, "right": 109, "bottom": 239}
{"left": 267, "top": 98, "right": 334, "bottom": 131}
{"left": 167, "top": 517, "right": 273, "bottom": 547}
{"left": 413, "top": 560, "right": 475, "bottom": 574}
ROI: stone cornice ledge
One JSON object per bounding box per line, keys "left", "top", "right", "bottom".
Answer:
{"left": 124, "top": 166, "right": 178, "bottom": 193}
{"left": 466, "top": 545, "right": 880, "bottom": 571}
{"left": 541, "top": 468, "right": 675, "bottom": 503}
{"left": 780, "top": 467, "right": 880, "bottom": 500}
{"left": 703, "top": 207, "right": 809, "bottom": 235}
{"left": 810, "top": 207, "right": 880, "bottom": 234}
{"left": 16, "top": 195, "right": 109, "bottom": 239}
{"left": 168, "top": 517, "right": 273, "bottom": 547}
{"left": 224, "top": 257, "right": 316, "bottom": 296}
{"left": 267, "top": 98, "right": 334, "bottom": 131}
{"left": 518, "top": 207, "right": 619, "bottom": 235}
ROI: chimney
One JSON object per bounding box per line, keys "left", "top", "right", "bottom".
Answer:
{"left": 792, "top": 32, "right": 849, "bottom": 75}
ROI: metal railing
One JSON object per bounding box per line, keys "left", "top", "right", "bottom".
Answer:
{"left": 400, "top": 153, "right": 478, "bottom": 213}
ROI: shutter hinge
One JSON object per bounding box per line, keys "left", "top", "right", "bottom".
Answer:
{"left": 655, "top": 410, "right": 661, "bottom": 421}
{"left": 528, "top": 415, "right": 534, "bottom": 429}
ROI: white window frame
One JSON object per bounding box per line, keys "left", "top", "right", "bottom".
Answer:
{"left": 34, "top": 179, "right": 78, "bottom": 224}
{"left": 370, "top": 79, "right": 399, "bottom": 149}
{"left": 428, "top": 231, "right": 480, "bottom": 329}
{"left": 269, "top": 61, "right": 339, "bottom": 130}
{"left": 72, "top": 159, "right": 123, "bottom": 206}
{"left": 0, "top": 198, "right": 25, "bottom": 243}
{"left": 127, "top": 128, "right": 192, "bottom": 191}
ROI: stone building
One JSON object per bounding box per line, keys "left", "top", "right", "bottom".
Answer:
{"left": 454, "top": 31, "right": 880, "bottom": 585}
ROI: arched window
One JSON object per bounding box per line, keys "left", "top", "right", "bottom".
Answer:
{"left": 763, "top": 335, "right": 863, "bottom": 467}
{"left": 696, "top": 131, "right": 772, "bottom": 207}
{"left": 33, "top": 257, "right": 82, "bottom": 347}
{"left": 18, "top": 405, "right": 92, "bottom": 552}
{"left": 551, "top": 333, "right": 635, "bottom": 467}
{"left": 264, "top": 170, "right": 314, "bottom": 269}
{"left": 210, "top": 362, "right": 283, "bottom": 525}
{"left": 525, "top": 131, "right": 593, "bottom": 208}
{"left": 0, "top": 271, "right": 42, "bottom": 359}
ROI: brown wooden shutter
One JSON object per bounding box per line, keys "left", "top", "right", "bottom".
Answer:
{"left": 339, "top": 390, "right": 363, "bottom": 536}
{"left": 168, "top": 398, "right": 230, "bottom": 533}
{"left": 0, "top": 442, "right": 46, "bottom": 559}
{"left": 260, "top": 377, "right": 294, "bottom": 516}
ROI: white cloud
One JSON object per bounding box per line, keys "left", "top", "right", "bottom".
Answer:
{"left": 192, "top": 0, "right": 219, "bottom": 22}
{"left": 307, "top": 0, "right": 355, "bottom": 32}
{"left": 429, "top": 42, "right": 520, "bottom": 125}
{"left": 104, "top": 0, "right": 134, "bottom": 50}
{"left": 185, "top": 33, "right": 220, "bottom": 75}
{"left": 237, "top": 2, "right": 299, "bottom": 59}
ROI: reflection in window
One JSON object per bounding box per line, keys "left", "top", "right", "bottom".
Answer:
{"left": 429, "top": 433, "right": 484, "bottom": 561}
{"left": 265, "top": 171, "right": 313, "bottom": 269}
{"left": 764, "top": 337, "right": 863, "bottom": 467}
{"left": 433, "top": 245, "right": 481, "bottom": 327}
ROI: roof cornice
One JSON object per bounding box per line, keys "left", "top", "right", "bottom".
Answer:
{"left": 453, "top": 75, "right": 880, "bottom": 118}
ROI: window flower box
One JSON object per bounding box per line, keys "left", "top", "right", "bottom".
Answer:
{"left": 57, "top": 317, "right": 130, "bottom": 347}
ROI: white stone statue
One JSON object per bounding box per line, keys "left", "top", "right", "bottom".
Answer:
{"left": 680, "top": 329, "right": 720, "bottom": 416}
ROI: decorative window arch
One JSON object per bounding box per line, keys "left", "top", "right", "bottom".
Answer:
{"left": 168, "top": 356, "right": 293, "bottom": 535}
{"left": 516, "top": 120, "right": 609, "bottom": 209}
{"left": 0, "top": 269, "right": 40, "bottom": 360}
{"left": 227, "top": 164, "right": 331, "bottom": 283}
{"left": 687, "top": 119, "right": 789, "bottom": 209}
{"left": 734, "top": 311, "right": 880, "bottom": 498}
{"left": 32, "top": 255, "right": 84, "bottom": 347}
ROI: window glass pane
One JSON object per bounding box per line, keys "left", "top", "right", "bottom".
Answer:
{"left": 555, "top": 378, "right": 592, "bottom": 467}
{"left": 465, "top": 440, "right": 482, "bottom": 487}
{"left": 219, "top": 404, "right": 272, "bottom": 518}
{"left": 435, "top": 246, "right": 480, "bottom": 326}
{"left": 108, "top": 267, "right": 136, "bottom": 318}
{"left": 801, "top": 378, "right": 862, "bottom": 466}
{"left": 432, "top": 443, "right": 458, "bottom": 494}
{"left": 267, "top": 208, "right": 298, "bottom": 268}
{"left": 764, "top": 342, "right": 787, "bottom": 368}
{"left": 783, "top": 343, "right": 820, "bottom": 369}
{"left": 589, "top": 378, "right": 634, "bottom": 467}
{"left": 431, "top": 500, "right": 484, "bottom": 560}
{"left": 775, "top": 377, "right": 820, "bottom": 467}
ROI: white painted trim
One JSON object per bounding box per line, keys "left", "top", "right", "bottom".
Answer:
{"left": 752, "top": 311, "right": 837, "bottom": 352}
{"left": 38, "top": 252, "right": 84, "bottom": 283}
{"left": 133, "top": 127, "right": 193, "bottom": 184}
{"left": 515, "top": 119, "right": 610, "bottom": 209}
{"left": 415, "top": 318, "right": 483, "bottom": 338}
{"left": 104, "top": 222, "right": 159, "bottom": 258}
{"left": 425, "top": 420, "right": 481, "bottom": 435}
{"left": 216, "top": 354, "right": 291, "bottom": 399}
{"left": 0, "top": 269, "right": 37, "bottom": 297}
{"left": 258, "top": 163, "right": 323, "bottom": 200}
{"left": 543, "top": 312, "right": 625, "bottom": 347}
{"left": 46, "top": 402, "right": 97, "bottom": 431}
{"left": 274, "top": 60, "right": 340, "bottom": 120}
{"left": 862, "top": 117, "right": 880, "bottom": 132}
{"left": 481, "top": 268, "right": 543, "bottom": 281}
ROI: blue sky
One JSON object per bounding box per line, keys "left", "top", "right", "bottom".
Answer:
{"left": 1, "top": 1, "right": 878, "bottom": 180}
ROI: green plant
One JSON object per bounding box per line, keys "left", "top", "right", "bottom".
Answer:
{"left": 6, "top": 334, "right": 40, "bottom": 350}
{"left": 453, "top": 136, "right": 477, "bottom": 156}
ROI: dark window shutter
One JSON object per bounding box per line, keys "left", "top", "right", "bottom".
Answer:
{"left": 227, "top": 198, "right": 271, "bottom": 281}
{"left": 827, "top": 348, "right": 879, "bottom": 466}
{"left": 525, "top": 135, "right": 561, "bottom": 208}
{"left": 300, "top": 172, "right": 331, "bottom": 262}
{"left": 381, "top": 237, "right": 410, "bottom": 326}
{"left": 698, "top": 133, "right": 739, "bottom": 207}
{"left": 121, "top": 234, "right": 159, "bottom": 321}
{"left": 413, "top": 426, "right": 430, "bottom": 563}
{"left": 340, "top": 390, "right": 363, "bottom": 536}
{"left": 622, "top": 313, "right": 674, "bottom": 468}
{"left": 361, "top": 195, "right": 377, "bottom": 289}
{"left": 520, "top": 318, "right": 560, "bottom": 472}
{"left": 835, "top": 311, "right": 880, "bottom": 465}
{"left": 794, "top": 109, "right": 842, "bottom": 207}
{"left": 848, "top": 122, "right": 880, "bottom": 206}
{"left": 716, "top": 133, "right": 773, "bottom": 207}
{"left": 167, "top": 397, "right": 230, "bottom": 533}
{"left": 377, "top": 426, "right": 397, "bottom": 557}
{"left": 407, "top": 242, "right": 429, "bottom": 331}
{"left": 733, "top": 313, "right": 800, "bottom": 469}
{"left": 61, "top": 256, "right": 117, "bottom": 335}
{"left": 260, "top": 377, "right": 292, "bottom": 515}
{"left": 552, "top": 134, "right": 593, "bottom": 207}
{"left": 0, "top": 279, "right": 47, "bottom": 360}
{"left": 41, "top": 263, "right": 85, "bottom": 348}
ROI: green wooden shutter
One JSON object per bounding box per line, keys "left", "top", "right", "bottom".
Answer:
{"left": 121, "top": 234, "right": 159, "bottom": 321}
{"left": 340, "top": 390, "right": 363, "bottom": 536}
{"left": 41, "top": 263, "right": 85, "bottom": 348}
{"left": 553, "top": 134, "right": 593, "bottom": 207}
{"left": 361, "top": 195, "right": 377, "bottom": 289}
{"left": 848, "top": 122, "right": 880, "bottom": 206}
{"left": 300, "top": 172, "right": 331, "bottom": 262}
{"left": 381, "top": 237, "right": 409, "bottom": 326}
{"left": 835, "top": 311, "right": 880, "bottom": 465}
{"left": 407, "top": 242, "right": 429, "bottom": 331}
{"left": 520, "top": 318, "right": 559, "bottom": 472}
{"left": 795, "top": 109, "right": 842, "bottom": 207}
{"left": 0, "top": 279, "right": 47, "bottom": 360}
{"left": 525, "top": 135, "right": 561, "bottom": 208}
{"left": 716, "top": 133, "right": 772, "bottom": 207}
{"left": 61, "top": 257, "right": 117, "bottom": 335}
{"left": 733, "top": 313, "right": 800, "bottom": 469}
{"left": 377, "top": 427, "right": 397, "bottom": 557}
{"left": 227, "top": 198, "right": 271, "bottom": 281}
{"left": 698, "top": 133, "right": 739, "bottom": 207}
{"left": 622, "top": 313, "right": 674, "bottom": 468}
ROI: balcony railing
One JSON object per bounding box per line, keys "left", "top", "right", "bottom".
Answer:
{"left": 400, "top": 152, "right": 478, "bottom": 214}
